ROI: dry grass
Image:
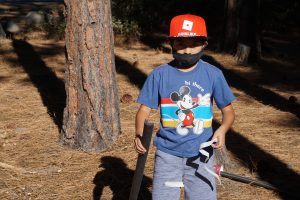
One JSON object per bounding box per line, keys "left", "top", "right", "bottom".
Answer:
{"left": 0, "top": 31, "right": 299, "bottom": 200}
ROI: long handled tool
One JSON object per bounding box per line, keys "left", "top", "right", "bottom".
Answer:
{"left": 214, "top": 165, "right": 278, "bottom": 191}
{"left": 220, "top": 171, "right": 278, "bottom": 190}
{"left": 129, "top": 122, "right": 154, "bottom": 200}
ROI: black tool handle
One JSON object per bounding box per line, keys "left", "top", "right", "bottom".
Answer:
{"left": 129, "top": 121, "right": 154, "bottom": 200}
{"left": 220, "top": 171, "right": 278, "bottom": 191}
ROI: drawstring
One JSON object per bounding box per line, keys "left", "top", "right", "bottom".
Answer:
{"left": 199, "top": 138, "right": 218, "bottom": 162}
{"left": 165, "top": 138, "right": 222, "bottom": 188}
{"left": 199, "top": 138, "right": 222, "bottom": 185}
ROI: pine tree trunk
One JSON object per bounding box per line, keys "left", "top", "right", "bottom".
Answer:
{"left": 235, "top": 43, "right": 251, "bottom": 64}
{"left": 0, "top": 23, "right": 6, "bottom": 38}
{"left": 237, "top": 0, "right": 259, "bottom": 63}
{"left": 223, "top": 0, "right": 238, "bottom": 52}
{"left": 255, "top": 0, "right": 262, "bottom": 59}
{"left": 61, "top": 0, "right": 121, "bottom": 151}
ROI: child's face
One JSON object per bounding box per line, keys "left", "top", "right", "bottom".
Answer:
{"left": 172, "top": 38, "right": 207, "bottom": 54}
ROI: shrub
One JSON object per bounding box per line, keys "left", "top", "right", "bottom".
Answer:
{"left": 112, "top": 17, "right": 140, "bottom": 37}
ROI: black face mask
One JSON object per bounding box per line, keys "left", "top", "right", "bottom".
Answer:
{"left": 172, "top": 50, "right": 204, "bottom": 68}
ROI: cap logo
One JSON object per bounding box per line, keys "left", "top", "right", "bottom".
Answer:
{"left": 182, "top": 20, "right": 193, "bottom": 31}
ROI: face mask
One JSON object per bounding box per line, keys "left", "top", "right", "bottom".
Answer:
{"left": 172, "top": 50, "right": 204, "bottom": 68}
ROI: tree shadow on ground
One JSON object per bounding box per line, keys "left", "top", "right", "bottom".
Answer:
{"left": 0, "top": 76, "right": 9, "bottom": 82}
{"left": 213, "top": 121, "right": 300, "bottom": 200}
{"left": 254, "top": 57, "right": 300, "bottom": 90}
{"left": 11, "top": 39, "right": 66, "bottom": 129}
{"left": 202, "top": 55, "right": 300, "bottom": 119}
{"left": 115, "top": 55, "right": 148, "bottom": 90}
{"left": 93, "top": 156, "right": 152, "bottom": 200}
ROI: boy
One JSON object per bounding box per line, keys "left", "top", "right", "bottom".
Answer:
{"left": 134, "top": 14, "right": 235, "bottom": 200}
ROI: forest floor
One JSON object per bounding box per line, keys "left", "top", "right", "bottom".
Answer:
{"left": 0, "top": 31, "right": 299, "bottom": 200}
{"left": 1, "top": 3, "right": 300, "bottom": 200}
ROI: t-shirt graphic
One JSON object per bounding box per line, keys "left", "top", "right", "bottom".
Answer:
{"left": 161, "top": 85, "right": 212, "bottom": 136}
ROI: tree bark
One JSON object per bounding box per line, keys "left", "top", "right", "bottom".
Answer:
{"left": 0, "top": 23, "right": 6, "bottom": 38}
{"left": 235, "top": 43, "right": 250, "bottom": 64}
{"left": 255, "top": 0, "right": 262, "bottom": 60}
{"left": 61, "top": 0, "right": 121, "bottom": 151}
{"left": 223, "top": 0, "right": 238, "bottom": 53}
{"left": 237, "top": 0, "right": 260, "bottom": 63}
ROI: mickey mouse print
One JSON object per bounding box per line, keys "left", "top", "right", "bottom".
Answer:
{"left": 160, "top": 85, "right": 213, "bottom": 136}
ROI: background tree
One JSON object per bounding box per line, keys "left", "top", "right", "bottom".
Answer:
{"left": 221, "top": 0, "right": 262, "bottom": 63}
{"left": 235, "top": 0, "right": 260, "bottom": 63}
{"left": 223, "top": 0, "right": 238, "bottom": 53}
{"left": 61, "top": 0, "right": 121, "bottom": 151}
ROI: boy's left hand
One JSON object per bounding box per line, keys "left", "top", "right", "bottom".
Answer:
{"left": 212, "top": 128, "right": 226, "bottom": 149}
{"left": 212, "top": 104, "right": 235, "bottom": 149}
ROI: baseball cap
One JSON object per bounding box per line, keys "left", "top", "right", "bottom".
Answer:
{"left": 169, "top": 14, "right": 207, "bottom": 39}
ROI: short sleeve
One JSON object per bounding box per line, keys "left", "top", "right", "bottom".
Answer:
{"left": 137, "top": 71, "right": 160, "bottom": 109}
{"left": 213, "top": 70, "right": 236, "bottom": 109}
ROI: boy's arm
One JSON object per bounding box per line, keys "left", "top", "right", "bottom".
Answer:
{"left": 134, "top": 104, "right": 152, "bottom": 154}
{"left": 212, "top": 103, "right": 235, "bottom": 149}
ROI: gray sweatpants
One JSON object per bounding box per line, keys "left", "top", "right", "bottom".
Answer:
{"left": 152, "top": 150, "right": 216, "bottom": 200}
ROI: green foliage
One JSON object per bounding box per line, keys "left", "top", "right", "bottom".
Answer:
{"left": 112, "top": 17, "right": 140, "bottom": 37}
{"left": 43, "top": 18, "right": 66, "bottom": 40}
{"left": 24, "top": 11, "right": 45, "bottom": 33}
{"left": 23, "top": 6, "right": 66, "bottom": 40}
{"left": 42, "top": 6, "right": 66, "bottom": 40}
{"left": 111, "top": 0, "right": 178, "bottom": 35}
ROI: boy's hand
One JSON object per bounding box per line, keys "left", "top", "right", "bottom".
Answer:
{"left": 135, "top": 105, "right": 151, "bottom": 155}
{"left": 134, "top": 136, "right": 147, "bottom": 154}
{"left": 212, "top": 128, "right": 226, "bottom": 149}
{"left": 212, "top": 103, "right": 235, "bottom": 149}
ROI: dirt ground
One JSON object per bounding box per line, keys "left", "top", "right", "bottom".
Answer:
{"left": 1, "top": 4, "right": 300, "bottom": 200}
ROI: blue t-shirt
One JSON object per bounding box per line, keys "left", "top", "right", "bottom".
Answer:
{"left": 137, "top": 60, "right": 235, "bottom": 157}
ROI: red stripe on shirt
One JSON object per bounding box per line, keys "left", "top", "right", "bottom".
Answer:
{"left": 160, "top": 98, "right": 198, "bottom": 104}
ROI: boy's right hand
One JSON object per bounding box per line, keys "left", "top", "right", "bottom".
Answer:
{"left": 134, "top": 136, "right": 147, "bottom": 154}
